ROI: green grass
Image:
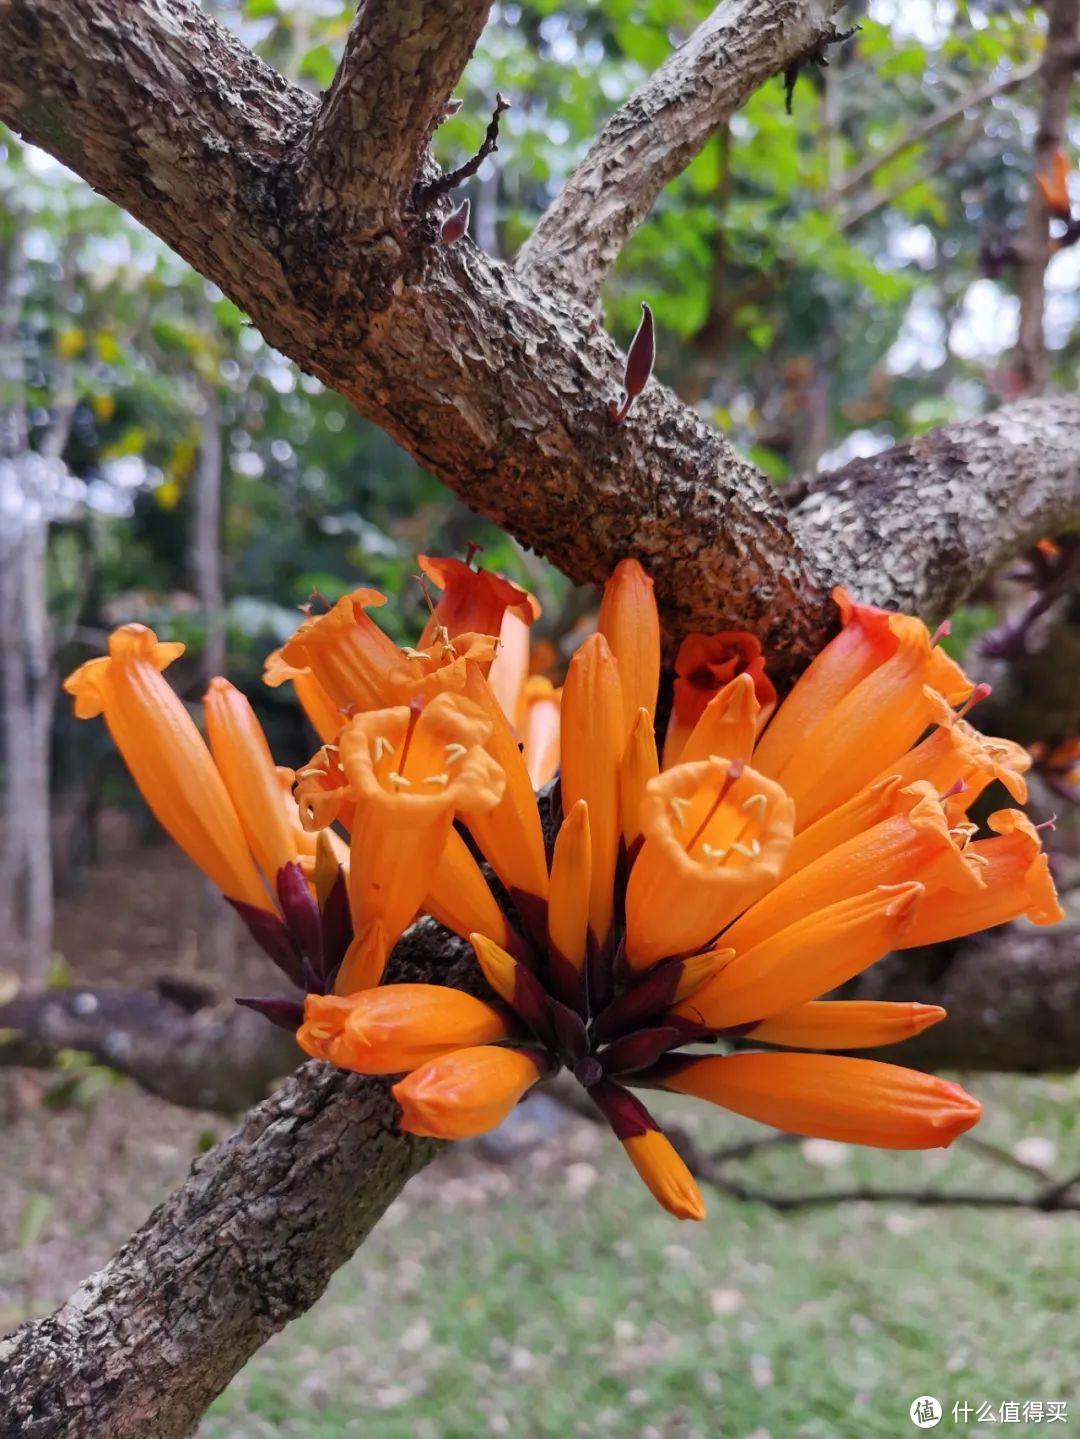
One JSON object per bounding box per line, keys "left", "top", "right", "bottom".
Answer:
{"left": 203, "top": 1076, "right": 1080, "bottom": 1438}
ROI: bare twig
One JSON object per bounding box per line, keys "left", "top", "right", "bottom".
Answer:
{"left": 422, "top": 93, "right": 509, "bottom": 204}
{"left": 516, "top": 0, "right": 846, "bottom": 303}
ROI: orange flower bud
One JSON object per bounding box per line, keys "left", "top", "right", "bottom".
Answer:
{"left": 394, "top": 1045, "right": 543, "bottom": 1138}
{"left": 297, "top": 985, "right": 511, "bottom": 1073}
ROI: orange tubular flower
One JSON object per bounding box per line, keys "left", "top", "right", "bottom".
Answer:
{"left": 64, "top": 626, "right": 269, "bottom": 911}
{"left": 334, "top": 693, "right": 506, "bottom": 991}
{"left": 521, "top": 676, "right": 561, "bottom": 789}
{"left": 598, "top": 558, "right": 661, "bottom": 728}
{"left": 662, "top": 632, "right": 776, "bottom": 769}
{"left": 424, "top": 827, "right": 512, "bottom": 953}
{"left": 298, "top": 985, "right": 512, "bottom": 1073}
{"left": 670, "top": 883, "right": 923, "bottom": 1031}
{"left": 204, "top": 677, "right": 314, "bottom": 886}
{"left": 263, "top": 648, "right": 344, "bottom": 745}
{"left": 416, "top": 554, "right": 532, "bottom": 648}
{"left": 656, "top": 1053, "right": 982, "bottom": 1149}
{"left": 897, "top": 810, "right": 1062, "bottom": 947}
{"left": 280, "top": 588, "right": 403, "bottom": 712}
{"left": 625, "top": 759, "right": 794, "bottom": 969}
{"left": 622, "top": 1130, "right": 706, "bottom": 1222}
{"left": 749, "top": 1000, "right": 946, "bottom": 1050}
{"left": 561, "top": 634, "right": 626, "bottom": 949}
{"left": 394, "top": 1045, "right": 545, "bottom": 1138}
{"left": 720, "top": 783, "right": 982, "bottom": 957}
{"left": 82, "top": 570, "right": 1058, "bottom": 1223}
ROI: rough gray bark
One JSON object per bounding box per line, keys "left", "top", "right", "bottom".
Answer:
{"left": 515, "top": 0, "right": 844, "bottom": 303}
{"left": 790, "top": 397, "right": 1080, "bottom": 619}
{"left": 303, "top": 0, "right": 494, "bottom": 227}
{"left": 0, "top": 1061, "right": 438, "bottom": 1439}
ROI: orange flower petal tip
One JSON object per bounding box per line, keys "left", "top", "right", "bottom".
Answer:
{"left": 622, "top": 1130, "right": 706, "bottom": 1221}
{"left": 393, "top": 1045, "right": 542, "bottom": 1139}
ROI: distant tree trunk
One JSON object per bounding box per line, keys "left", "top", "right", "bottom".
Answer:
{"left": 0, "top": 223, "right": 54, "bottom": 982}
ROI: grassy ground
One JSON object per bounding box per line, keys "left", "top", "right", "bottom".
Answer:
{"left": 2, "top": 851, "right": 1077, "bottom": 1437}
{"left": 201, "top": 1076, "right": 1080, "bottom": 1439}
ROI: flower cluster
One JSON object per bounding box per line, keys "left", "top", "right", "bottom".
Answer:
{"left": 65, "top": 557, "right": 1061, "bottom": 1220}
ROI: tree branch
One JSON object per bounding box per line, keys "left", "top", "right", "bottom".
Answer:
{"left": 0, "top": 983, "right": 297, "bottom": 1113}
{"left": 826, "top": 57, "right": 1040, "bottom": 204}
{"left": 302, "top": 0, "right": 494, "bottom": 228}
{"left": 515, "top": 0, "right": 846, "bottom": 303}
{"left": 790, "top": 397, "right": 1080, "bottom": 620}
{"left": 0, "top": 1060, "right": 438, "bottom": 1439}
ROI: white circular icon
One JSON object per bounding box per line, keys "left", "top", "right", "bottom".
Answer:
{"left": 909, "top": 1397, "right": 943, "bottom": 1428}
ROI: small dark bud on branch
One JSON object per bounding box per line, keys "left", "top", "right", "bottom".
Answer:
{"left": 609, "top": 302, "right": 655, "bottom": 425}
{"left": 439, "top": 97, "right": 464, "bottom": 123}
{"left": 441, "top": 197, "right": 471, "bottom": 244}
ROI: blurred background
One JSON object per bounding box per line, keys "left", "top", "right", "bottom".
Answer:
{"left": 1, "top": 1, "right": 1078, "bottom": 1434}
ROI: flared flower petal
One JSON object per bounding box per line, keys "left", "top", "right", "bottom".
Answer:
{"left": 670, "top": 882, "right": 923, "bottom": 1030}
{"left": 750, "top": 1000, "right": 946, "bottom": 1049}
{"left": 63, "top": 625, "right": 269, "bottom": 910}
{"left": 625, "top": 759, "right": 794, "bottom": 969}
{"left": 656, "top": 1052, "right": 982, "bottom": 1149}
{"left": 721, "top": 783, "right": 982, "bottom": 956}
{"left": 203, "top": 677, "right": 309, "bottom": 887}
{"left": 871, "top": 689, "right": 1030, "bottom": 806}
{"left": 663, "top": 632, "right": 775, "bottom": 768}
{"left": 336, "top": 693, "right": 506, "bottom": 987}
{"left": 297, "top": 985, "right": 511, "bottom": 1073}
{"left": 598, "top": 558, "right": 661, "bottom": 730}
{"left": 263, "top": 648, "right": 344, "bottom": 744}
{"left": 897, "top": 809, "right": 1062, "bottom": 947}
{"left": 417, "top": 554, "right": 533, "bottom": 646}
{"left": 280, "top": 588, "right": 402, "bottom": 713}
{"left": 486, "top": 606, "right": 533, "bottom": 726}
{"left": 387, "top": 631, "right": 499, "bottom": 703}
{"left": 394, "top": 1045, "right": 543, "bottom": 1138}
{"left": 561, "top": 634, "right": 627, "bottom": 949}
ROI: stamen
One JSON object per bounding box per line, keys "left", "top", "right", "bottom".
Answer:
{"left": 740, "top": 792, "right": 768, "bottom": 815}
{"left": 701, "top": 843, "right": 728, "bottom": 863}
{"left": 930, "top": 620, "right": 952, "bottom": 647}
{"left": 939, "top": 779, "right": 966, "bottom": 803}
{"left": 445, "top": 742, "right": 468, "bottom": 765}
{"left": 730, "top": 839, "right": 761, "bottom": 859}
{"left": 967, "top": 852, "right": 990, "bottom": 867}
{"left": 387, "top": 771, "right": 412, "bottom": 789}
{"left": 436, "top": 624, "right": 457, "bottom": 661}
{"left": 686, "top": 759, "right": 745, "bottom": 852}
{"left": 372, "top": 735, "right": 394, "bottom": 761}
{"left": 423, "top": 772, "right": 449, "bottom": 787}
{"left": 669, "top": 795, "right": 692, "bottom": 827}
{"left": 399, "top": 646, "right": 428, "bottom": 662}
{"left": 1036, "top": 815, "right": 1058, "bottom": 833}
{"left": 957, "top": 683, "right": 992, "bottom": 719}
{"left": 398, "top": 696, "right": 424, "bottom": 774}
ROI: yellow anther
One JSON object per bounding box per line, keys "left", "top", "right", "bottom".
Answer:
{"left": 669, "top": 795, "right": 692, "bottom": 827}
{"left": 701, "top": 843, "right": 728, "bottom": 863}
{"left": 740, "top": 792, "right": 768, "bottom": 815}
{"left": 967, "top": 851, "right": 991, "bottom": 867}
{"left": 400, "top": 646, "right": 428, "bottom": 662}
{"left": 730, "top": 839, "right": 760, "bottom": 859}
{"left": 423, "top": 772, "right": 449, "bottom": 787}
{"left": 445, "top": 742, "right": 468, "bottom": 765}
{"left": 373, "top": 735, "right": 394, "bottom": 761}
{"left": 387, "top": 771, "right": 412, "bottom": 789}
